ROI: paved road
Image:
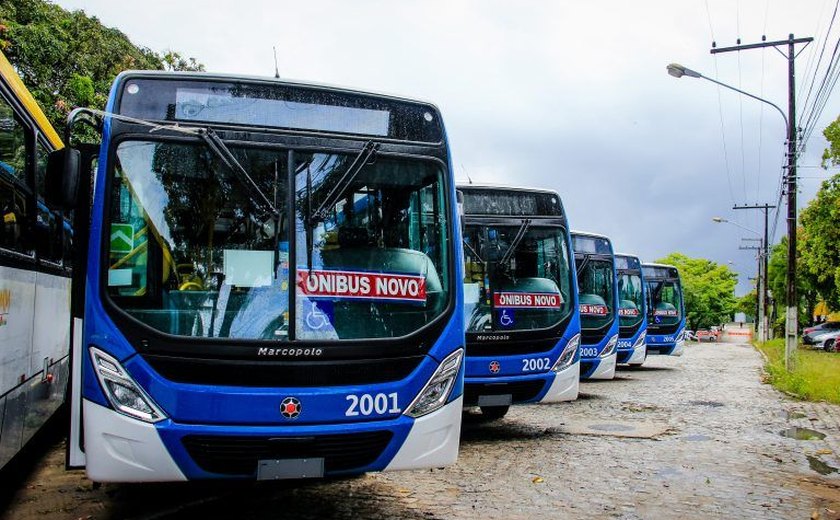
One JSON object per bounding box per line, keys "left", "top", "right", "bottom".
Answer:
{"left": 3, "top": 342, "right": 840, "bottom": 519}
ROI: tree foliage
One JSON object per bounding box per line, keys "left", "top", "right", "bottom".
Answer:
{"left": 767, "top": 235, "right": 819, "bottom": 332}
{"left": 654, "top": 252, "right": 738, "bottom": 330}
{"left": 822, "top": 115, "right": 840, "bottom": 168}
{"left": 0, "top": 0, "right": 203, "bottom": 135}
{"left": 799, "top": 174, "right": 840, "bottom": 310}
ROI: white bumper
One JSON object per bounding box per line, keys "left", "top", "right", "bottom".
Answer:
{"left": 540, "top": 361, "right": 580, "bottom": 402}
{"left": 587, "top": 352, "right": 617, "bottom": 380}
{"left": 83, "top": 399, "right": 186, "bottom": 483}
{"left": 670, "top": 339, "right": 685, "bottom": 357}
{"left": 385, "top": 395, "right": 462, "bottom": 471}
{"left": 627, "top": 344, "right": 647, "bottom": 365}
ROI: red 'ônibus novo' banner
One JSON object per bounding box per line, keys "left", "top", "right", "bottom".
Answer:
{"left": 580, "top": 304, "right": 609, "bottom": 316}
{"left": 653, "top": 309, "right": 679, "bottom": 317}
{"left": 297, "top": 269, "right": 426, "bottom": 303}
{"left": 493, "top": 292, "right": 562, "bottom": 308}
{"left": 618, "top": 308, "right": 640, "bottom": 317}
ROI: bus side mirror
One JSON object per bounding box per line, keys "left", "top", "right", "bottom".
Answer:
{"left": 45, "top": 148, "right": 81, "bottom": 210}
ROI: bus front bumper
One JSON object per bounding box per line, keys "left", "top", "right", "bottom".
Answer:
{"left": 618, "top": 344, "right": 647, "bottom": 365}
{"left": 580, "top": 352, "right": 617, "bottom": 380}
{"left": 647, "top": 340, "right": 685, "bottom": 357}
{"left": 82, "top": 396, "right": 463, "bottom": 482}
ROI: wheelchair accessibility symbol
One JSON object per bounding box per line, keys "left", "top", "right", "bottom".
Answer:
{"left": 498, "top": 309, "right": 514, "bottom": 328}
{"left": 305, "top": 301, "right": 331, "bottom": 330}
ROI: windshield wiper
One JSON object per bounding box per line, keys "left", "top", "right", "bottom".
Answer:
{"left": 199, "top": 128, "right": 278, "bottom": 217}
{"left": 575, "top": 255, "right": 590, "bottom": 277}
{"left": 497, "top": 218, "right": 531, "bottom": 268}
{"left": 462, "top": 239, "right": 484, "bottom": 263}
{"left": 308, "top": 140, "right": 379, "bottom": 224}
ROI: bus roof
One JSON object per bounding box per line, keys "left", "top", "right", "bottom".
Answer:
{"left": 615, "top": 253, "right": 641, "bottom": 259}
{"left": 0, "top": 51, "right": 62, "bottom": 149}
{"left": 456, "top": 183, "right": 561, "bottom": 197}
{"left": 571, "top": 230, "right": 611, "bottom": 242}
{"left": 114, "top": 70, "right": 441, "bottom": 113}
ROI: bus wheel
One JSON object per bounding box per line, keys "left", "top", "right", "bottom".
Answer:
{"left": 480, "top": 406, "right": 509, "bottom": 420}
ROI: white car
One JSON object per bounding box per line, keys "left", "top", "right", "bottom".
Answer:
{"left": 812, "top": 329, "right": 840, "bottom": 352}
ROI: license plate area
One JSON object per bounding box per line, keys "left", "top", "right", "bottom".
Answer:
{"left": 477, "top": 394, "right": 512, "bottom": 406}
{"left": 257, "top": 458, "right": 325, "bottom": 480}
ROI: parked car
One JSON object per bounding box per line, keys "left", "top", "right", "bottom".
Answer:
{"left": 696, "top": 329, "right": 719, "bottom": 342}
{"left": 812, "top": 329, "right": 840, "bottom": 352}
{"left": 684, "top": 330, "right": 698, "bottom": 341}
{"left": 803, "top": 322, "right": 840, "bottom": 345}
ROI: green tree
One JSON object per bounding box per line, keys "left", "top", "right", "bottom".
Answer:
{"left": 822, "top": 114, "right": 840, "bottom": 168}
{"left": 0, "top": 0, "right": 203, "bottom": 135}
{"left": 654, "top": 252, "right": 738, "bottom": 330}
{"left": 767, "top": 235, "right": 819, "bottom": 334}
{"left": 736, "top": 290, "right": 757, "bottom": 321}
{"left": 799, "top": 174, "right": 840, "bottom": 309}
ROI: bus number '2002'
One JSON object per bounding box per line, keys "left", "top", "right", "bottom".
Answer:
{"left": 345, "top": 393, "right": 401, "bottom": 416}
{"left": 521, "top": 357, "right": 551, "bottom": 372}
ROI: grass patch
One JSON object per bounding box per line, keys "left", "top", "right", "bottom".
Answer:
{"left": 756, "top": 339, "right": 840, "bottom": 404}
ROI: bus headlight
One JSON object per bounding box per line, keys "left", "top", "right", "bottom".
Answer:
{"left": 551, "top": 334, "right": 580, "bottom": 372}
{"left": 633, "top": 331, "right": 647, "bottom": 349}
{"left": 404, "top": 348, "right": 463, "bottom": 418}
{"left": 600, "top": 334, "right": 619, "bottom": 358}
{"left": 90, "top": 347, "right": 166, "bottom": 423}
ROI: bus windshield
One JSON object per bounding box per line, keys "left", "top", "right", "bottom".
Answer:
{"left": 105, "top": 140, "right": 449, "bottom": 341}
{"left": 618, "top": 272, "right": 644, "bottom": 328}
{"left": 576, "top": 258, "right": 614, "bottom": 330}
{"left": 647, "top": 279, "right": 682, "bottom": 326}
{"left": 463, "top": 224, "right": 572, "bottom": 332}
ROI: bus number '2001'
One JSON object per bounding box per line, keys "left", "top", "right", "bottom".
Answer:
{"left": 345, "top": 393, "right": 401, "bottom": 416}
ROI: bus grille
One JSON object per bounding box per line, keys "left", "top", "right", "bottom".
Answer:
{"left": 465, "top": 336, "right": 560, "bottom": 357}
{"left": 581, "top": 328, "right": 608, "bottom": 346}
{"left": 647, "top": 323, "right": 681, "bottom": 335}
{"left": 463, "top": 380, "right": 546, "bottom": 406}
{"left": 143, "top": 355, "right": 422, "bottom": 387}
{"left": 182, "top": 431, "right": 394, "bottom": 476}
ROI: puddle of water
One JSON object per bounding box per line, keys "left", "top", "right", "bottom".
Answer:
{"left": 780, "top": 427, "right": 826, "bottom": 440}
{"left": 807, "top": 455, "right": 838, "bottom": 475}
{"left": 589, "top": 423, "right": 636, "bottom": 432}
{"left": 683, "top": 434, "right": 712, "bottom": 442}
{"left": 689, "top": 400, "right": 725, "bottom": 408}
{"left": 656, "top": 467, "right": 681, "bottom": 478}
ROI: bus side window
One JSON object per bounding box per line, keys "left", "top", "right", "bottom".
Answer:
{"left": 0, "top": 96, "right": 31, "bottom": 255}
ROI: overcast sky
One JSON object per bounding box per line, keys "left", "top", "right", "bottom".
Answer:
{"left": 55, "top": 0, "right": 840, "bottom": 295}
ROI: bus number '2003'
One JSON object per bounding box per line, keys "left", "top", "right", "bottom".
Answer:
{"left": 345, "top": 393, "right": 401, "bottom": 416}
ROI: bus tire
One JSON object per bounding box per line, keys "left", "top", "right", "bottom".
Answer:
{"left": 479, "top": 406, "right": 509, "bottom": 420}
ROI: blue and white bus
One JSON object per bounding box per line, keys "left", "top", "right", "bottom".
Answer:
{"left": 47, "top": 71, "right": 465, "bottom": 482}
{"left": 642, "top": 263, "right": 686, "bottom": 356}
{"left": 571, "top": 232, "right": 619, "bottom": 380}
{"left": 615, "top": 254, "right": 647, "bottom": 366}
{"left": 459, "top": 185, "right": 580, "bottom": 419}
{"left": 0, "top": 50, "right": 68, "bottom": 470}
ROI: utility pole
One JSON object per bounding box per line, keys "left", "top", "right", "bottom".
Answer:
{"left": 733, "top": 203, "right": 776, "bottom": 342}
{"left": 712, "top": 34, "right": 812, "bottom": 371}
{"left": 740, "top": 240, "right": 763, "bottom": 337}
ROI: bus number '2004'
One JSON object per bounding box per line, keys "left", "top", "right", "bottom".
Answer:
{"left": 345, "top": 393, "right": 401, "bottom": 417}
{"left": 521, "top": 357, "right": 551, "bottom": 372}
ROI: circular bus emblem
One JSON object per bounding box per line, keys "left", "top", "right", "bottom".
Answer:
{"left": 280, "top": 397, "right": 301, "bottom": 419}
{"left": 489, "top": 361, "right": 501, "bottom": 374}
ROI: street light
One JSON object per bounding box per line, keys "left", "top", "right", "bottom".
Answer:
{"left": 673, "top": 61, "right": 797, "bottom": 365}
{"left": 712, "top": 217, "right": 768, "bottom": 342}
{"left": 711, "top": 217, "right": 761, "bottom": 237}
{"left": 666, "top": 63, "right": 788, "bottom": 128}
